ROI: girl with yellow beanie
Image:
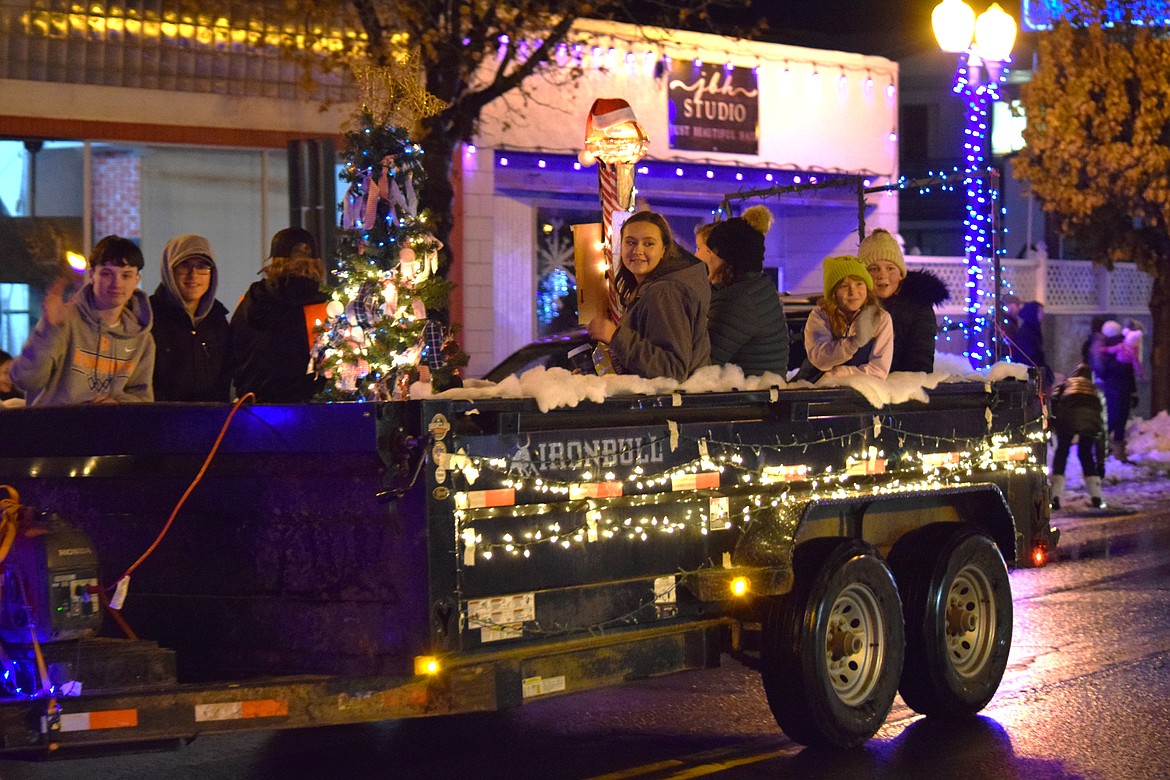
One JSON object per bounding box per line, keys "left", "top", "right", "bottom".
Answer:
{"left": 795, "top": 255, "right": 893, "bottom": 382}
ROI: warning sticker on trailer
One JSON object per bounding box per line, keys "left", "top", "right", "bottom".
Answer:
{"left": 522, "top": 675, "right": 566, "bottom": 698}
{"left": 654, "top": 575, "right": 677, "bottom": 604}
{"left": 468, "top": 592, "right": 535, "bottom": 642}
{"left": 46, "top": 709, "right": 138, "bottom": 733}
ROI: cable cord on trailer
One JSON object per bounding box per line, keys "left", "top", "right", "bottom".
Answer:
{"left": 107, "top": 393, "right": 256, "bottom": 606}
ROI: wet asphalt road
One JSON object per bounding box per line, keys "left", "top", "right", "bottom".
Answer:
{"left": 2, "top": 487, "right": 1170, "bottom": 780}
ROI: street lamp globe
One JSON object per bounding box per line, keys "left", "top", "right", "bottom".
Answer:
{"left": 974, "top": 3, "right": 1018, "bottom": 62}
{"left": 933, "top": 0, "right": 976, "bottom": 53}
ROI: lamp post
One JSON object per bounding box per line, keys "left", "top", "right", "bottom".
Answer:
{"left": 933, "top": 0, "right": 1017, "bottom": 365}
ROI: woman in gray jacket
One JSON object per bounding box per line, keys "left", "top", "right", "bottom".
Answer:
{"left": 588, "top": 211, "right": 710, "bottom": 380}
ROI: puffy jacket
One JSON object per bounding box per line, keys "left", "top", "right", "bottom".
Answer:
{"left": 708, "top": 273, "right": 789, "bottom": 376}
{"left": 1051, "top": 374, "right": 1107, "bottom": 438}
{"left": 881, "top": 269, "right": 948, "bottom": 373}
{"left": 150, "top": 290, "right": 231, "bottom": 402}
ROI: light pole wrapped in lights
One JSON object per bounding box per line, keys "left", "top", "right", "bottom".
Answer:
{"left": 580, "top": 98, "right": 649, "bottom": 322}
{"left": 933, "top": 1, "right": 1017, "bottom": 366}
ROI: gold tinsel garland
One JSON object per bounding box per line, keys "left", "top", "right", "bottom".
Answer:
{"left": 350, "top": 50, "right": 448, "bottom": 130}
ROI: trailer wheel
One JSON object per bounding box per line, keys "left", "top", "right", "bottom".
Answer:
{"left": 761, "top": 539, "right": 904, "bottom": 748}
{"left": 888, "top": 525, "right": 1012, "bottom": 717}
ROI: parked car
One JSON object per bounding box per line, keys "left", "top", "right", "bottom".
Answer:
{"left": 483, "top": 293, "right": 818, "bottom": 382}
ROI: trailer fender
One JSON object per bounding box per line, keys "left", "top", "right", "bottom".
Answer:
{"left": 795, "top": 483, "right": 1018, "bottom": 565}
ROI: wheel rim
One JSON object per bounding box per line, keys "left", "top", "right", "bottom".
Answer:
{"left": 945, "top": 563, "right": 997, "bottom": 678}
{"left": 825, "top": 582, "right": 886, "bottom": 706}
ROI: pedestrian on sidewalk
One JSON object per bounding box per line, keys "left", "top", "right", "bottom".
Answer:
{"left": 1050, "top": 363, "right": 1108, "bottom": 509}
{"left": 1090, "top": 319, "right": 1136, "bottom": 460}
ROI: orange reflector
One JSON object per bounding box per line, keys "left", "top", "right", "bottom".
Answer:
{"left": 1031, "top": 545, "right": 1047, "bottom": 567}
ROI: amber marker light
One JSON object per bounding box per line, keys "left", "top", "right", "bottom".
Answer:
{"left": 414, "top": 656, "right": 441, "bottom": 675}
{"left": 730, "top": 576, "right": 751, "bottom": 597}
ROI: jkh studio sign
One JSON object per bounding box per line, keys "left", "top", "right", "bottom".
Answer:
{"left": 668, "top": 60, "right": 759, "bottom": 155}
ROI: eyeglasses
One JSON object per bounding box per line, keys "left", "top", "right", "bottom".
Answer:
{"left": 175, "top": 262, "right": 212, "bottom": 276}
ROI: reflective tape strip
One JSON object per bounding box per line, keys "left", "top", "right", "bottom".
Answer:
{"left": 48, "top": 709, "right": 138, "bottom": 733}
{"left": 845, "top": 459, "right": 887, "bottom": 476}
{"left": 569, "top": 481, "right": 623, "bottom": 500}
{"left": 464, "top": 489, "right": 516, "bottom": 508}
{"left": 671, "top": 472, "right": 720, "bottom": 491}
{"left": 194, "top": 699, "right": 288, "bottom": 722}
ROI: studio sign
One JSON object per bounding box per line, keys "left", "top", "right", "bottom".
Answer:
{"left": 668, "top": 60, "right": 759, "bottom": 155}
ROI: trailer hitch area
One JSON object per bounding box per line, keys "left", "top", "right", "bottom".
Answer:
{"left": 432, "top": 598, "right": 457, "bottom": 639}
{"left": 376, "top": 431, "right": 433, "bottom": 503}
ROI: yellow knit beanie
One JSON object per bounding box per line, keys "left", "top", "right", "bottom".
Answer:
{"left": 823, "top": 255, "right": 873, "bottom": 298}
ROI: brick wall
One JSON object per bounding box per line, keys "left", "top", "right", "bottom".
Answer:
{"left": 93, "top": 150, "right": 141, "bottom": 240}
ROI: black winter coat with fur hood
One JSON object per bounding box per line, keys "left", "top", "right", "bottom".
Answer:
{"left": 881, "top": 269, "right": 949, "bottom": 373}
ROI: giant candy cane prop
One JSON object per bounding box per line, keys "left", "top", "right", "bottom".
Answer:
{"left": 581, "top": 99, "right": 649, "bottom": 323}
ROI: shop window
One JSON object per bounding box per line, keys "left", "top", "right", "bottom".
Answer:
{"left": 536, "top": 207, "right": 598, "bottom": 337}
{"left": 0, "top": 283, "right": 29, "bottom": 356}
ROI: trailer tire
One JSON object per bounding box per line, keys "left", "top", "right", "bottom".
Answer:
{"left": 761, "top": 538, "right": 904, "bottom": 748}
{"left": 888, "top": 525, "right": 1012, "bottom": 717}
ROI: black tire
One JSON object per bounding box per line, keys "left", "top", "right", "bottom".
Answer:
{"left": 761, "top": 539, "right": 905, "bottom": 748}
{"left": 888, "top": 525, "right": 1013, "bottom": 717}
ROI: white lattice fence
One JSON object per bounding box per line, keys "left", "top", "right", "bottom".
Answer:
{"left": 1107, "top": 264, "right": 1153, "bottom": 310}
{"left": 907, "top": 256, "right": 1151, "bottom": 315}
{"left": 1045, "top": 260, "right": 1099, "bottom": 308}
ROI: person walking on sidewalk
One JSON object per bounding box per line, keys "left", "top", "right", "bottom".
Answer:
{"left": 1050, "top": 363, "right": 1108, "bottom": 509}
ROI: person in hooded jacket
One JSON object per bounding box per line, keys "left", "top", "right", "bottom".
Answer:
{"left": 11, "top": 235, "right": 154, "bottom": 405}
{"left": 149, "top": 234, "right": 231, "bottom": 401}
{"left": 1049, "top": 363, "right": 1108, "bottom": 509}
{"left": 698, "top": 205, "right": 788, "bottom": 376}
{"left": 229, "top": 227, "right": 329, "bottom": 402}
{"left": 587, "top": 211, "right": 710, "bottom": 380}
{"left": 1011, "top": 301, "right": 1053, "bottom": 390}
{"left": 859, "top": 228, "right": 948, "bottom": 373}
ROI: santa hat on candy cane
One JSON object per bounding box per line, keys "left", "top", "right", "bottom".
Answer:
{"left": 586, "top": 98, "right": 638, "bottom": 137}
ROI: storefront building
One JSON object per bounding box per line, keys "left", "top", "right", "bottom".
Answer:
{"left": 0, "top": 6, "right": 897, "bottom": 376}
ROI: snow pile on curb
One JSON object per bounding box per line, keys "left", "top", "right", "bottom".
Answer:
{"left": 1125, "top": 411, "right": 1170, "bottom": 468}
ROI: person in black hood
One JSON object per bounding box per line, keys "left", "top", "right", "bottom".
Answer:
{"left": 229, "top": 227, "right": 329, "bottom": 402}
{"left": 699, "top": 205, "right": 788, "bottom": 376}
{"left": 150, "top": 234, "right": 231, "bottom": 401}
{"left": 859, "top": 228, "right": 949, "bottom": 373}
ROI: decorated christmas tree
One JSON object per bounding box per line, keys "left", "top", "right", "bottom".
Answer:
{"left": 314, "top": 108, "right": 468, "bottom": 401}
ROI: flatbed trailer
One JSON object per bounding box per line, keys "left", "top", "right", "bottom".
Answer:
{"left": 0, "top": 375, "right": 1055, "bottom": 754}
